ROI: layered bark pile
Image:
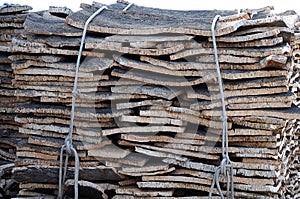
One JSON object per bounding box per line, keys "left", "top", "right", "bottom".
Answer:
{"left": 1, "top": 2, "right": 300, "bottom": 198}
{"left": 0, "top": 4, "right": 32, "bottom": 198}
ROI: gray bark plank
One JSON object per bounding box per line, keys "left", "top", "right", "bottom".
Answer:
{"left": 142, "top": 175, "right": 212, "bottom": 186}
{"left": 115, "top": 55, "right": 214, "bottom": 76}
{"left": 16, "top": 115, "right": 113, "bottom": 129}
{"left": 116, "top": 187, "right": 174, "bottom": 197}
{"left": 15, "top": 103, "right": 130, "bottom": 119}
{"left": 116, "top": 99, "right": 171, "bottom": 110}
{"left": 210, "top": 29, "right": 280, "bottom": 43}
{"left": 171, "top": 45, "right": 290, "bottom": 60}
{"left": 111, "top": 68, "right": 205, "bottom": 86}
{"left": 139, "top": 109, "right": 227, "bottom": 129}
{"left": 195, "top": 54, "right": 260, "bottom": 63}
{"left": 206, "top": 37, "right": 284, "bottom": 48}
{"left": 124, "top": 142, "right": 220, "bottom": 161}
{"left": 120, "top": 115, "right": 183, "bottom": 126}
{"left": 88, "top": 144, "right": 130, "bottom": 159}
{"left": 106, "top": 34, "right": 194, "bottom": 43}
{"left": 102, "top": 126, "right": 185, "bottom": 136}
{"left": 220, "top": 70, "right": 288, "bottom": 80}
{"left": 26, "top": 34, "right": 82, "bottom": 48}
{"left": 49, "top": 6, "right": 73, "bottom": 16}
{"left": 212, "top": 77, "right": 288, "bottom": 91}
{"left": 141, "top": 56, "right": 269, "bottom": 71}
{"left": 14, "top": 74, "right": 109, "bottom": 82}
{"left": 137, "top": 181, "right": 213, "bottom": 193}
{"left": 120, "top": 160, "right": 171, "bottom": 173}
{"left": 14, "top": 67, "right": 92, "bottom": 78}
{"left": 107, "top": 1, "right": 245, "bottom": 21}
{"left": 14, "top": 80, "right": 99, "bottom": 88}
{"left": 86, "top": 41, "right": 185, "bottom": 56}
{"left": 202, "top": 105, "right": 300, "bottom": 120}
{"left": 0, "top": 13, "right": 27, "bottom": 23}
{"left": 11, "top": 165, "right": 122, "bottom": 183}
{"left": 160, "top": 37, "right": 284, "bottom": 49}
{"left": 16, "top": 84, "right": 97, "bottom": 93}
{"left": 66, "top": 6, "right": 248, "bottom": 36}
{"left": 227, "top": 101, "right": 292, "bottom": 110}
{"left": 155, "top": 143, "right": 277, "bottom": 157}
{"left": 11, "top": 38, "right": 105, "bottom": 57}
{"left": 241, "top": 14, "right": 298, "bottom": 29}
{"left": 228, "top": 26, "right": 291, "bottom": 36}
{"left": 119, "top": 167, "right": 175, "bottom": 177}
{"left": 19, "top": 128, "right": 103, "bottom": 144}
{"left": 9, "top": 54, "right": 65, "bottom": 63}
{"left": 231, "top": 119, "right": 285, "bottom": 131}
{"left": 26, "top": 34, "right": 119, "bottom": 48}
{"left": 188, "top": 87, "right": 288, "bottom": 101}
{"left": 0, "top": 4, "right": 32, "bottom": 14}
{"left": 194, "top": 93, "right": 293, "bottom": 110}
{"left": 231, "top": 128, "right": 274, "bottom": 136}
{"left": 24, "top": 13, "right": 81, "bottom": 36}
{"left": 121, "top": 134, "right": 205, "bottom": 145}
{"left": 97, "top": 152, "right": 149, "bottom": 167}
{"left": 111, "top": 85, "right": 182, "bottom": 100}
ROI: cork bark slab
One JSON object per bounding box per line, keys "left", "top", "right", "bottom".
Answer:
{"left": 141, "top": 56, "right": 271, "bottom": 71}
{"left": 2, "top": 2, "right": 300, "bottom": 198}
{"left": 86, "top": 41, "right": 185, "bottom": 56}
{"left": 120, "top": 115, "right": 183, "bottom": 126}
{"left": 159, "top": 36, "right": 284, "bottom": 50}
{"left": 49, "top": 6, "right": 73, "bottom": 16}
{"left": 122, "top": 134, "right": 206, "bottom": 147}
{"left": 202, "top": 105, "right": 300, "bottom": 120}
{"left": 190, "top": 92, "right": 295, "bottom": 111}
{"left": 116, "top": 187, "right": 174, "bottom": 197}
{"left": 0, "top": 4, "right": 32, "bottom": 14}
{"left": 102, "top": 126, "right": 185, "bottom": 136}
{"left": 116, "top": 99, "right": 172, "bottom": 110}
{"left": 9, "top": 54, "right": 65, "bottom": 63}
{"left": 26, "top": 34, "right": 82, "bottom": 48}
{"left": 11, "top": 39, "right": 105, "bottom": 57}
{"left": 24, "top": 13, "right": 82, "bottom": 36}
{"left": 106, "top": 34, "right": 194, "bottom": 43}
{"left": 111, "top": 85, "right": 182, "bottom": 100}
{"left": 124, "top": 142, "right": 220, "bottom": 161}
{"left": 114, "top": 55, "right": 214, "bottom": 76}
{"left": 171, "top": 45, "right": 289, "bottom": 60}
{"left": 207, "top": 37, "right": 284, "bottom": 48}
{"left": 11, "top": 165, "right": 122, "bottom": 183}
{"left": 0, "top": 13, "right": 27, "bottom": 23}
{"left": 66, "top": 6, "right": 248, "bottom": 36}
{"left": 211, "top": 29, "right": 281, "bottom": 43}
{"left": 111, "top": 68, "right": 205, "bottom": 87}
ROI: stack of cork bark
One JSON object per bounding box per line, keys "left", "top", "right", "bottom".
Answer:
{"left": 0, "top": 4, "right": 32, "bottom": 198}
{"left": 289, "top": 18, "right": 300, "bottom": 199}
{"left": 1, "top": 1, "right": 300, "bottom": 198}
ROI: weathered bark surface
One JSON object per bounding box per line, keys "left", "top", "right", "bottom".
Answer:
{"left": 24, "top": 13, "right": 82, "bottom": 36}
{"left": 0, "top": 2, "right": 299, "bottom": 199}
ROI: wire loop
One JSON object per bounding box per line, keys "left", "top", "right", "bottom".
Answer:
{"left": 57, "top": 5, "right": 108, "bottom": 199}
{"left": 208, "top": 15, "right": 234, "bottom": 199}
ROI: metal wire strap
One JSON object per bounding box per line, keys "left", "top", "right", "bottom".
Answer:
{"left": 57, "top": 6, "right": 108, "bottom": 199}
{"left": 123, "top": 2, "right": 134, "bottom": 12}
{"left": 208, "top": 15, "right": 234, "bottom": 199}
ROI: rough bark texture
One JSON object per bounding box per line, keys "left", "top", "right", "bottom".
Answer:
{"left": 0, "top": 2, "right": 300, "bottom": 199}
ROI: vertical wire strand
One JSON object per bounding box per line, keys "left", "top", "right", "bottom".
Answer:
{"left": 209, "top": 15, "right": 234, "bottom": 198}
{"left": 58, "top": 6, "right": 108, "bottom": 199}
